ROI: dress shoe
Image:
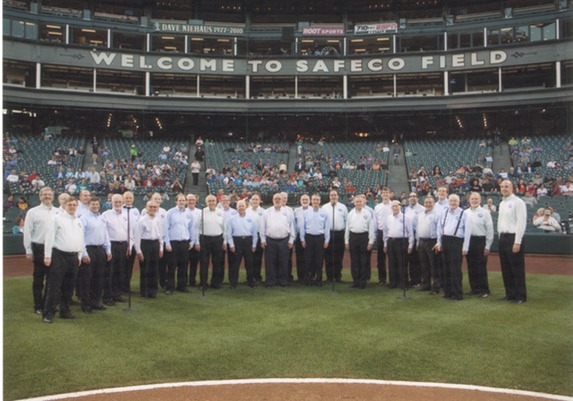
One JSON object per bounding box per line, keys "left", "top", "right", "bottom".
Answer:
{"left": 417, "top": 286, "right": 431, "bottom": 292}
{"left": 148, "top": 293, "right": 157, "bottom": 298}
{"left": 34, "top": 308, "right": 42, "bottom": 315}
{"left": 513, "top": 299, "right": 525, "bottom": 304}
{"left": 336, "top": 278, "right": 342, "bottom": 283}
{"left": 378, "top": 280, "right": 386, "bottom": 286}
{"left": 114, "top": 296, "right": 127, "bottom": 302}
{"left": 60, "top": 312, "right": 76, "bottom": 319}
{"left": 43, "top": 317, "right": 53, "bottom": 324}
{"left": 91, "top": 305, "right": 107, "bottom": 310}
{"left": 479, "top": 293, "right": 489, "bottom": 298}
{"left": 350, "top": 283, "right": 359, "bottom": 288}
{"left": 103, "top": 300, "right": 116, "bottom": 306}
{"left": 165, "top": 290, "right": 173, "bottom": 295}
{"left": 411, "top": 283, "right": 422, "bottom": 289}
{"left": 82, "top": 306, "right": 92, "bottom": 314}
{"left": 429, "top": 291, "right": 439, "bottom": 295}
{"left": 248, "top": 283, "right": 256, "bottom": 288}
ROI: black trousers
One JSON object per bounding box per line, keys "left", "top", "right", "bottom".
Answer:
{"left": 166, "top": 240, "right": 189, "bottom": 291}
{"left": 441, "top": 235, "right": 464, "bottom": 300}
{"left": 140, "top": 239, "right": 160, "bottom": 297}
{"left": 106, "top": 241, "right": 127, "bottom": 301}
{"left": 225, "top": 248, "right": 236, "bottom": 286}
{"left": 252, "top": 237, "right": 264, "bottom": 282}
{"left": 324, "top": 230, "right": 344, "bottom": 281}
{"left": 43, "top": 248, "right": 78, "bottom": 319}
{"left": 123, "top": 245, "right": 137, "bottom": 293}
{"left": 417, "top": 238, "right": 438, "bottom": 291}
{"left": 376, "top": 230, "right": 387, "bottom": 283}
{"left": 192, "top": 172, "right": 199, "bottom": 186}
{"left": 295, "top": 236, "right": 305, "bottom": 282}
{"left": 387, "top": 238, "right": 408, "bottom": 289}
{"left": 31, "top": 242, "right": 49, "bottom": 311}
{"left": 158, "top": 251, "right": 168, "bottom": 289}
{"left": 466, "top": 236, "right": 490, "bottom": 295}
{"left": 230, "top": 236, "right": 254, "bottom": 286}
{"left": 79, "top": 246, "right": 106, "bottom": 308}
{"left": 304, "top": 234, "right": 325, "bottom": 284}
{"left": 188, "top": 247, "right": 200, "bottom": 286}
{"left": 199, "top": 235, "right": 224, "bottom": 288}
{"left": 349, "top": 232, "right": 370, "bottom": 287}
{"left": 499, "top": 233, "right": 527, "bottom": 301}
{"left": 407, "top": 239, "right": 421, "bottom": 285}
{"left": 265, "top": 237, "right": 290, "bottom": 286}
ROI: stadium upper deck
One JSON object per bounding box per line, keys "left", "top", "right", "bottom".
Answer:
{"left": 3, "top": 0, "right": 573, "bottom": 116}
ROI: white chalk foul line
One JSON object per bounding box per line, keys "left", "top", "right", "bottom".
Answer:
{"left": 17, "top": 378, "right": 573, "bottom": 401}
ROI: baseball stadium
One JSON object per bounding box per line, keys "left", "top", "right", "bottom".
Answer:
{"left": 3, "top": 0, "right": 573, "bottom": 400}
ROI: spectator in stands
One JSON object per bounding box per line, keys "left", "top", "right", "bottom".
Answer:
{"left": 170, "top": 177, "right": 183, "bottom": 192}
{"left": 525, "top": 181, "right": 538, "bottom": 197}
{"left": 548, "top": 207, "right": 561, "bottom": 223}
{"left": 469, "top": 178, "right": 482, "bottom": 192}
{"left": 17, "top": 196, "right": 29, "bottom": 216}
{"left": 65, "top": 179, "right": 77, "bottom": 195}
{"left": 533, "top": 208, "right": 561, "bottom": 232}
{"left": 536, "top": 183, "right": 548, "bottom": 198}
{"left": 12, "top": 216, "right": 25, "bottom": 235}
{"left": 130, "top": 144, "right": 139, "bottom": 161}
{"left": 484, "top": 198, "right": 497, "bottom": 214}
{"left": 432, "top": 165, "right": 443, "bottom": 176}
{"left": 560, "top": 181, "right": 573, "bottom": 196}
{"left": 4, "top": 194, "right": 16, "bottom": 214}
{"left": 522, "top": 191, "right": 537, "bottom": 209}
{"left": 6, "top": 169, "right": 19, "bottom": 184}
{"left": 515, "top": 179, "right": 526, "bottom": 196}
{"left": 546, "top": 158, "right": 558, "bottom": 169}
{"left": 344, "top": 181, "right": 357, "bottom": 196}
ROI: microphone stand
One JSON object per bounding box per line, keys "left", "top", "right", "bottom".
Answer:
{"left": 124, "top": 205, "right": 136, "bottom": 312}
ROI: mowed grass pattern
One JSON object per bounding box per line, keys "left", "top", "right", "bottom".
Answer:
{"left": 4, "top": 271, "right": 573, "bottom": 400}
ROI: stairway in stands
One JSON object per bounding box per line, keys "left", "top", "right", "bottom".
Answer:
{"left": 385, "top": 145, "right": 410, "bottom": 195}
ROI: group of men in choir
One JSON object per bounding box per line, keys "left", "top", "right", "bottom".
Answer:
{"left": 24, "top": 179, "right": 528, "bottom": 324}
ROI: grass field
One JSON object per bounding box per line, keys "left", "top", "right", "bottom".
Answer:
{"left": 4, "top": 271, "right": 573, "bottom": 400}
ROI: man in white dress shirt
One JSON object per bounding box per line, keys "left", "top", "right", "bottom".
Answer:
{"left": 383, "top": 201, "right": 414, "bottom": 290}
{"left": 101, "top": 194, "right": 130, "bottom": 306}
{"left": 194, "top": 194, "right": 226, "bottom": 290}
{"left": 415, "top": 196, "right": 441, "bottom": 293}
{"left": 23, "top": 187, "right": 58, "bottom": 315}
{"left": 374, "top": 187, "right": 392, "bottom": 286}
{"left": 497, "top": 180, "right": 527, "bottom": 304}
{"left": 465, "top": 192, "right": 494, "bottom": 298}
{"left": 435, "top": 194, "right": 472, "bottom": 301}
{"left": 134, "top": 201, "right": 164, "bottom": 298}
{"left": 42, "top": 197, "right": 85, "bottom": 323}
{"left": 322, "top": 190, "right": 348, "bottom": 283}
{"left": 345, "top": 195, "right": 375, "bottom": 289}
{"left": 260, "top": 193, "right": 295, "bottom": 287}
